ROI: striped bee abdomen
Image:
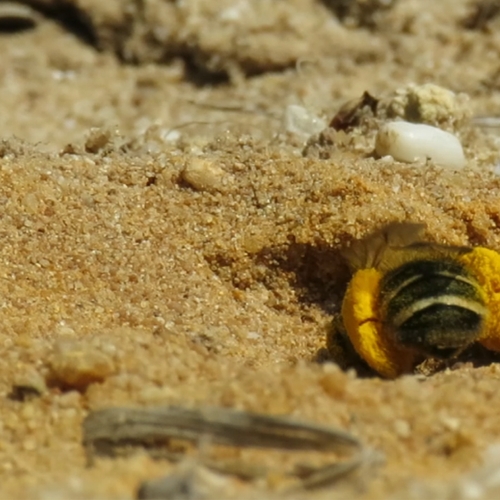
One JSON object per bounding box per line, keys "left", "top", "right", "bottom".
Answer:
{"left": 379, "top": 259, "right": 487, "bottom": 358}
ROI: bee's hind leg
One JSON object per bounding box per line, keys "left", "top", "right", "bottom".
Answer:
{"left": 326, "top": 314, "right": 374, "bottom": 375}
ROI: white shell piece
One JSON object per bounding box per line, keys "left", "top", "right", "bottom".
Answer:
{"left": 375, "top": 121, "right": 466, "bottom": 169}
{"left": 283, "top": 104, "right": 326, "bottom": 139}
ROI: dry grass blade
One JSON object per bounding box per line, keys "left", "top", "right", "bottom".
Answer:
{"left": 0, "top": 2, "right": 40, "bottom": 31}
{"left": 83, "top": 405, "right": 366, "bottom": 490}
{"left": 83, "top": 405, "right": 360, "bottom": 450}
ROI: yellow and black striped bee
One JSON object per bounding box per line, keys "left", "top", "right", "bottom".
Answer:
{"left": 328, "top": 222, "right": 500, "bottom": 378}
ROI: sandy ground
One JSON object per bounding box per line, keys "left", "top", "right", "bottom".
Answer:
{"left": 2, "top": 0, "right": 500, "bottom": 498}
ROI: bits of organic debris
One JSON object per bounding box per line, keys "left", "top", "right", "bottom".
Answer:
{"left": 181, "top": 157, "right": 232, "bottom": 193}
{"left": 462, "top": 0, "right": 500, "bottom": 30}
{"left": 83, "top": 405, "right": 365, "bottom": 491}
{"left": 321, "top": 0, "right": 399, "bottom": 28}
{"left": 137, "top": 464, "right": 230, "bottom": 500}
{"left": 0, "top": 2, "right": 40, "bottom": 32}
{"left": 84, "top": 128, "right": 113, "bottom": 154}
{"left": 9, "top": 369, "right": 47, "bottom": 401}
{"left": 375, "top": 121, "right": 466, "bottom": 169}
{"left": 383, "top": 83, "right": 472, "bottom": 132}
{"left": 330, "top": 91, "right": 379, "bottom": 131}
{"left": 47, "top": 339, "right": 116, "bottom": 391}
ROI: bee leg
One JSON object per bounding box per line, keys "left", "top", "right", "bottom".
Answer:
{"left": 326, "top": 314, "right": 372, "bottom": 373}
{"left": 415, "top": 346, "right": 469, "bottom": 376}
{"left": 414, "top": 357, "right": 447, "bottom": 376}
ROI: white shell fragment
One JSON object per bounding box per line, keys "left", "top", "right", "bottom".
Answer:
{"left": 283, "top": 104, "right": 326, "bottom": 140}
{"left": 375, "top": 121, "right": 466, "bottom": 169}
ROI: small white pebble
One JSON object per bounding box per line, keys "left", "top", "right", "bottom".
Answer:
{"left": 246, "top": 331, "right": 261, "bottom": 340}
{"left": 375, "top": 121, "right": 466, "bottom": 169}
{"left": 161, "top": 129, "right": 181, "bottom": 142}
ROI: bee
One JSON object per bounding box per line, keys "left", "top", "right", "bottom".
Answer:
{"left": 328, "top": 222, "right": 500, "bottom": 378}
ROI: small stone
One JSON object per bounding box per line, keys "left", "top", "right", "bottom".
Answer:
{"left": 47, "top": 340, "right": 116, "bottom": 391}
{"left": 23, "top": 193, "right": 39, "bottom": 214}
{"left": 10, "top": 369, "right": 47, "bottom": 401}
{"left": 440, "top": 415, "right": 460, "bottom": 431}
{"left": 181, "top": 157, "right": 231, "bottom": 193}
{"left": 84, "top": 128, "right": 112, "bottom": 154}
{"left": 375, "top": 121, "right": 466, "bottom": 169}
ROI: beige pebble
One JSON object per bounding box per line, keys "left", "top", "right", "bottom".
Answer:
{"left": 393, "top": 418, "right": 411, "bottom": 438}
{"left": 440, "top": 415, "right": 460, "bottom": 431}
{"left": 47, "top": 340, "right": 115, "bottom": 391}
{"left": 11, "top": 369, "right": 47, "bottom": 401}
{"left": 181, "top": 157, "right": 231, "bottom": 193}
{"left": 84, "top": 128, "right": 112, "bottom": 154}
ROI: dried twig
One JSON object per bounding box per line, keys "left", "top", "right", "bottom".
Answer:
{"left": 0, "top": 2, "right": 40, "bottom": 31}
{"left": 83, "top": 405, "right": 367, "bottom": 491}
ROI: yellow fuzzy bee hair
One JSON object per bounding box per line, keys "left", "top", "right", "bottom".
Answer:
{"left": 331, "top": 223, "right": 500, "bottom": 378}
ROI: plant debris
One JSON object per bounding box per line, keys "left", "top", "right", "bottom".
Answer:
{"left": 329, "top": 91, "right": 379, "bottom": 131}
{"left": 462, "top": 0, "right": 500, "bottom": 30}
{"left": 83, "top": 405, "right": 367, "bottom": 492}
{"left": 0, "top": 2, "right": 40, "bottom": 32}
